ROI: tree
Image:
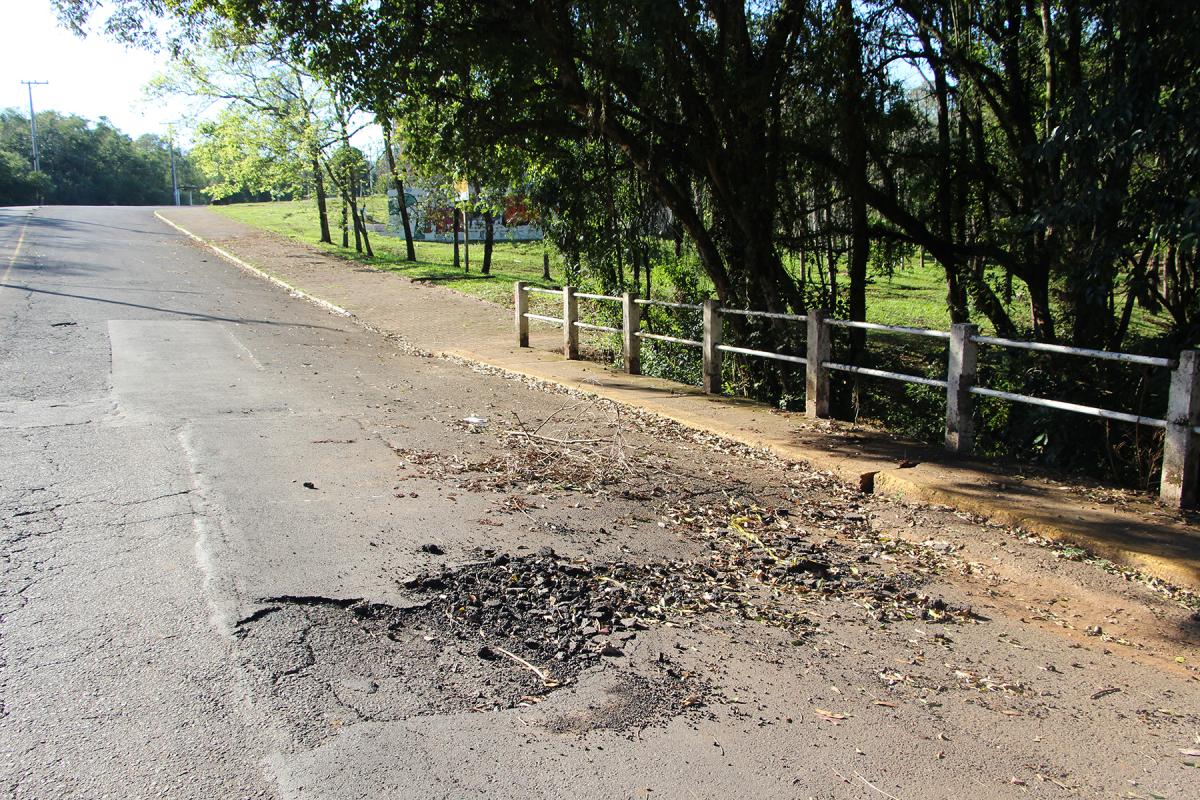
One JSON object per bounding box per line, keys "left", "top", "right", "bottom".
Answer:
{"left": 379, "top": 116, "right": 417, "bottom": 260}
{"left": 0, "top": 147, "right": 48, "bottom": 205}
{"left": 190, "top": 108, "right": 304, "bottom": 200}
{"left": 146, "top": 28, "right": 346, "bottom": 242}
{"left": 0, "top": 108, "right": 199, "bottom": 205}
{"left": 326, "top": 141, "right": 373, "bottom": 256}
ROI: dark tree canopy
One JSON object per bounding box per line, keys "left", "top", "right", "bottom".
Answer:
{"left": 0, "top": 109, "right": 199, "bottom": 206}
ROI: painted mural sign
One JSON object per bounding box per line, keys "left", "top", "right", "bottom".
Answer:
{"left": 387, "top": 187, "right": 543, "bottom": 242}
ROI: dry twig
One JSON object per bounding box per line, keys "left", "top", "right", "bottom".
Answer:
{"left": 492, "top": 645, "right": 560, "bottom": 687}
{"left": 854, "top": 771, "right": 903, "bottom": 800}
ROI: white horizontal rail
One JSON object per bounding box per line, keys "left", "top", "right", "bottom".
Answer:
{"left": 826, "top": 318, "right": 951, "bottom": 340}
{"left": 634, "top": 299, "right": 703, "bottom": 311}
{"left": 722, "top": 308, "right": 808, "bottom": 322}
{"left": 824, "top": 361, "right": 949, "bottom": 389}
{"left": 636, "top": 331, "right": 703, "bottom": 347}
{"left": 969, "top": 386, "right": 1166, "bottom": 428}
{"left": 971, "top": 335, "right": 1174, "bottom": 368}
{"left": 718, "top": 344, "right": 806, "bottom": 365}
{"left": 574, "top": 321, "right": 622, "bottom": 334}
{"left": 524, "top": 286, "right": 561, "bottom": 296}
{"left": 524, "top": 313, "right": 564, "bottom": 325}
{"left": 575, "top": 292, "right": 620, "bottom": 302}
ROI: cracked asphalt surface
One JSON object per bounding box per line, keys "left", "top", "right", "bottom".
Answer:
{"left": 2, "top": 206, "right": 1198, "bottom": 799}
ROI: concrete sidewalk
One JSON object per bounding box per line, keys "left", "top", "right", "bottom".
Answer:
{"left": 157, "top": 207, "right": 1200, "bottom": 590}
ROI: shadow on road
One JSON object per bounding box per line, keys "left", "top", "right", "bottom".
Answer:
{"left": 1, "top": 284, "right": 344, "bottom": 330}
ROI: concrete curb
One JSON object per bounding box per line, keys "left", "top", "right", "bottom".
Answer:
{"left": 870, "top": 470, "right": 1197, "bottom": 590}
{"left": 155, "top": 210, "right": 354, "bottom": 319}
{"left": 156, "top": 210, "right": 1200, "bottom": 592}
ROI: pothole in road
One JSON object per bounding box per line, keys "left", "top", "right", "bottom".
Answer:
{"left": 235, "top": 531, "right": 972, "bottom": 749}
{"left": 233, "top": 589, "right": 701, "bottom": 750}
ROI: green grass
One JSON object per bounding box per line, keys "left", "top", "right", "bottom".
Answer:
{"left": 863, "top": 260, "right": 1166, "bottom": 340}
{"left": 216, "top": 197, "right": 1169, "bottom": 343}
{"left": 865, "top": 262, "right": 958, "bottom": 330}
{"left": 215, "top": 198, "right": 561, "bottom": 306}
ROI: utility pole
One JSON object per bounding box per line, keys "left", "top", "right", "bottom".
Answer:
{"left": 167, "top": 131, "right": 180, "bottom": 206}
{"left": 21, "top": 80, "right": 48, "bottom": 173}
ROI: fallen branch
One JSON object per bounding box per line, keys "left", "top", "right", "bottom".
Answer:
{"left": 504, "top": 430, "right": 610, "bottom": 446}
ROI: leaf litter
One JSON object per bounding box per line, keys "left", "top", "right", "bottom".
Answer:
{"left": 391, "top": 397, "right": 976, "bottom": 705}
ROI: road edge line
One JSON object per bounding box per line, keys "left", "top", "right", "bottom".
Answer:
{"left": 1, "top": 211, "right": 33, "bottom": 288}
{"left": 153, "top": 210, "right": 353, "bottom": 319}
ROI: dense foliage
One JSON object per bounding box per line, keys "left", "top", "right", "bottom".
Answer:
{"left": 0, "top": 109, "right": 199, "bottom": 205}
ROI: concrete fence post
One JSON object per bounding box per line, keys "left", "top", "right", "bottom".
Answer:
{"left": 806, "top": 309, "right": 831, "bottom": 418}
{"left": 703, "top": 299, "right": 723, "bottom": 394}
{"left": 515, "top": 281, "right": 529, "bottom": 348}
{"left": 1160, "top": 350, "right": 1200, "bottom": 507}
{"left": 563, "top": 286, "right": 579, "bottom": 359}
{"left": 622, "top": 292, "right": 641, "bottom": 375}
{"left": 945, "top": 322, "right": 979, "bottom": 454}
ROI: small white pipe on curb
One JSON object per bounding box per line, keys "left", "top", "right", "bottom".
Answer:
{"left": 153, "top": 210, "right": 353, "bottom": 319}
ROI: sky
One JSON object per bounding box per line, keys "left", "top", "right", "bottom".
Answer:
{"left": 0, "top": 1, "right": 381, "bottom": 152}
{"left": 0, "top": 2, "right": 193, "bottom": 141}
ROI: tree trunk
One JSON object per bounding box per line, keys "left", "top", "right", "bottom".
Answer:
{"left": 482, "top": 210, "right": 494, "bottom": 275}
{"left": 453, "top": 209, "right": 461, "bottom": 269}
{"left": 341, "top": 198, "right": 349, "bottom": 248}
{"left": 826, "top": 218, "right": 838, "bottom": 308}
{"left": 1027, "top": 267, "right": 1056, "bottom": 341}
{"left": 542, "top": 250, "right": 551, "bottom": 281}
{"left": 381, "top": 118, "right": 416, "bottom": 261}
{"left": 1041, "top": 0, "right": 1056, "bottom": 150}
{"left": 838, "top": 0, "right": 869, "bottom": 358}
{"left": 351, "top": 202, "right": 373, "bottom": 258}
{"left": 312, "top": 154, "right": 332, "bottom": 244}
{"left": 631, "top": 240, "right": 641, "bottom": 292}
{"left": 919, "top": 27, "right": 969, "bottom": 324}
{"left": 351, "top": 197, "right": 362, "bottom": 253}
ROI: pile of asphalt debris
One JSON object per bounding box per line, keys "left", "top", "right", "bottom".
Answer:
{"left": 400, "top": 537, "right": 973, "bottom": 685}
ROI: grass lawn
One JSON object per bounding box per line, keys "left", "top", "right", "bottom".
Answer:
{"left": 215, "top": 198, "right": 561, "bottom": 306}
{"left": 216, "top": 197, "right": 1168, "bottom": 342}
{"left": 865, "top": 259, "right": 1166, "bottom": 340}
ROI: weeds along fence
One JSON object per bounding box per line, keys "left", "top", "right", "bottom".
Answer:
{"left": 513, "top": 281, "right": 1200, "bottom": 508}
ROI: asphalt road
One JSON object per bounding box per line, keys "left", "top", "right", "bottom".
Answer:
{"left": 2, "top": 206, "right": 1197, "bottom": 800}
{"left": 0, "top": 205, "right": 487, "bottom": 798}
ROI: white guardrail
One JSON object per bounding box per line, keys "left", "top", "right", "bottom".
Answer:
{"left": 514, "top": 281, "right": 1200, "bottom": 508}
